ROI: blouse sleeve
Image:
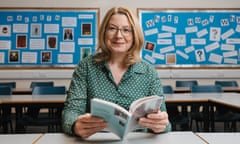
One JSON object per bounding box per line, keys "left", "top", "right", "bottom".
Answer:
{"left": 62, "top": 58, "right": 89, "bottom": 135}
{"left": 148, "top": 66, "right": 172, "bottom": 132}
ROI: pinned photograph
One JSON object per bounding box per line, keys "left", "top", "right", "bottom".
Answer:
{"left": 31, "top": 24, "right": 42, "bottom": 37}
{"left": 47, "top": 36, "right": 57, "bottom": 49}
{"left": 0, "top": 25, "right": 11, "bottom": 36}
{"left": 9, "top": 50, "right": 19, "bottom": 62}
{"left": 144, "top": 41, "right": 155, "bottom": 51}
{"left": 16, "top": 34, "right": 27, "bottom": 48}
{"left": 41, "top": 51, "right": 52, "bottom": 63}
{"left": 81, "top": 47, "right": 91, "bottom": 59}
{"left": 166, "top": 53, "right": 176, "bottom": 64}
{"left": 63, "top": 28, "right": 73, "bottom": 40}
{"left": 82, "top": 23, "right": 92, "bottom": 36}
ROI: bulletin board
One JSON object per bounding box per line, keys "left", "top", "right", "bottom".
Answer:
{"left": 138, "top": 8, "right": 240, "bottom": 67}
{"left": 0, "top": 8, "right": 99, "bottom": 68}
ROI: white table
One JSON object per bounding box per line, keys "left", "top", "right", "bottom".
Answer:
{"left": 35, "top": 132, "right": 206, "bottom": 144}
{"left": 196, "top": 133, "right": 240, "bottom": 144}
{"left": 0, "top": 133, "right": 42, "bottom": 144}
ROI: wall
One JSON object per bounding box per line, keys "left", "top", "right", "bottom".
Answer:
{"left": 0, "top": 0, "right": 240, "bottom": 88}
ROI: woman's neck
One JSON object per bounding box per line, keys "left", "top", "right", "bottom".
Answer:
{"left": 108, "top": 54, "right": 129, "bottom": 84}
{"left": 108, "top": 53, "right": 126, "bottom": 68}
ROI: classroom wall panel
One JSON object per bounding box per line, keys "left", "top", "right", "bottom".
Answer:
{"left": 0, "top": 0, "right": 239, "bottom": 83}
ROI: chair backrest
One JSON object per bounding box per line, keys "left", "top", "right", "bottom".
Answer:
{"left": 163, "top": 85, "right": 174, "bottom": 94}
{"left": 191, "top": 85, "right": 223, "bottom": 93}
{"left": 30, "top": 81, "right": 54, "bottom": 89}
{"left": 32, "top": 86, "right": 66, "bottom": 95}
{"left": 215, "top": 80, "right": 238, "bottom": 87}
{"left": 0, "top": 82, "right": 16, "bottom": 88}
{"left": 176, "top": 80, "right": 198, "bottom": 87}
{"left": 0, "top": 86, "right": 12, "bottom": 95}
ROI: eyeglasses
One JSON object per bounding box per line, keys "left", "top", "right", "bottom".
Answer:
{"left": 106, "top": 25, "right": 133, "bottom": 37}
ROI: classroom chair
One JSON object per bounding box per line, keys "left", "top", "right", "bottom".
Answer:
{"left": 190, "top": 85, "right": 223, "bottom": 132}
{"left": 18, "top": 86, "right": 66, "bottom": 133}
{"left": 215, "top": 80, "right": 238, "bottom": 87}
{"left": 0, "top": 82, "right": 16, "bottom": 88}
{"left": 30, "top": 81, "right": 54, "bottom": 89}
{"left": 190, "top": 85, "right": 240, "bottom": 132}
{"left": 25, "top": 81, "right": 55, "bottom": 117}
{"left": 163, "top": 85, "right": 190, "bottom": 131}
{"left": 0, "top": 86, "right": 13, "bottom": 133}
{"left": 176, "top": 80, "right": 198, "bottom": 88}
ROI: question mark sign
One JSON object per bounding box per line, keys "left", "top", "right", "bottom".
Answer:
{"left": 197, "top": 50, "right": 202, "bottom": 60}
{"left": 212, "top": 29, "right": 218, "bottom": 39}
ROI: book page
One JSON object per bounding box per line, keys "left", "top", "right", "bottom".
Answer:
{"left": 127, "top": 95, "right": 163, "bottom": 131}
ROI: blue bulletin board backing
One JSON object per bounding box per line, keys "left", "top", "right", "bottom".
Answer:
{"left": 138, "top": 8, "right": 240, "bottom": 67}
{"left": 0, "top": 8, "right": 99, "bottom": 68}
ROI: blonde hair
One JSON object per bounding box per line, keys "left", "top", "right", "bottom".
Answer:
{"left": 95, "top": 6, "right": 144, "bottom": 66}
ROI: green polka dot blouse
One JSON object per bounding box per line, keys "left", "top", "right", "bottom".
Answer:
{"left": 62, "top": 55, "right": 171, "bottom": 135}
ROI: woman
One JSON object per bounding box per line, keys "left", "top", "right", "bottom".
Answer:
{"left": 62, "top": 6, "right": 171, "bottom": 138}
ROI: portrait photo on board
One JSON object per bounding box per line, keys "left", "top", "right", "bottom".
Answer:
{"left": 41, "top": 51, "right": 52, "bottom": 63}
{"left": 63, "top": 28, "right": 73, "bottom": 40}
{"left": 9, "top": 50, "right": 19, "bottom": 62}
{"left": 47, "top": 35, "right": 57, "bottom": 49}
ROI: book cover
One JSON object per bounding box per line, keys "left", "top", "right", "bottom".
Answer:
{"left": 90, "top": 95, "right": 163, "bottom": 140}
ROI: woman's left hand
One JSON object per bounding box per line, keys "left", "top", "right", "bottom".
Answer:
{"left": 138, "top": 110, "right": 169, "bottom": 133}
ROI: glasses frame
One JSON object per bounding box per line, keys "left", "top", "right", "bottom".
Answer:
{"left": 106, "top": 25, "right": 133, "bottom": 37}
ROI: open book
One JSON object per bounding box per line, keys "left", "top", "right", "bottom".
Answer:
{"left": 90, "top": 95, "right": 163, "bottom": 140}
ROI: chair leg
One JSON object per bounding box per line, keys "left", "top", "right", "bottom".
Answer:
{"left": 195, "top": 120, "right": 200, "bottom": 132}
{"left": 9, "top": 121, "right": 13, "bottom": 133}
{"left": 231, "top": 121, "right": 237, "bottom": 132}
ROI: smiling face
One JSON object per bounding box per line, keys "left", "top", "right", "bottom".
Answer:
{"left": 104, "top": 14, "right": 133, "bottom": 56}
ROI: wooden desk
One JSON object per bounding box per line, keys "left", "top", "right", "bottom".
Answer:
{"left": 35, "top": 132, "right": 206, "bottom": 144}
{"left": 196, "top": 133, "right": 240, "bottom": 144}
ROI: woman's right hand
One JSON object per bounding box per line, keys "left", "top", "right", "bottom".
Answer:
{"left": 73, "top": 113, "right": 108, "bottom": 139}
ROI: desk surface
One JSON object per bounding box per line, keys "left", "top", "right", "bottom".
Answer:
{"left": 0, "top": 133, "right": 41, "bottom": 144}
{"left": 0, "top": 94, "right": 66, "bottom": 104}
{"left": 165, "top": 93, "right": 240, "bottom": 109}
{"left": 174, "top": 87, "right": 240, "bottom": 93}
{"left": 196, "top": 133, "right": 240, "bottom": 144}
{"left": 36, "top": 132, "right": 206, "bottom": 144}
{"left": 1, "top": 93, "right": 240, "bottom": 108}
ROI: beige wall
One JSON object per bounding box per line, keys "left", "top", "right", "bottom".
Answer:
{"left": 0, "top": 0, "right": 240, "bottom": 88}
